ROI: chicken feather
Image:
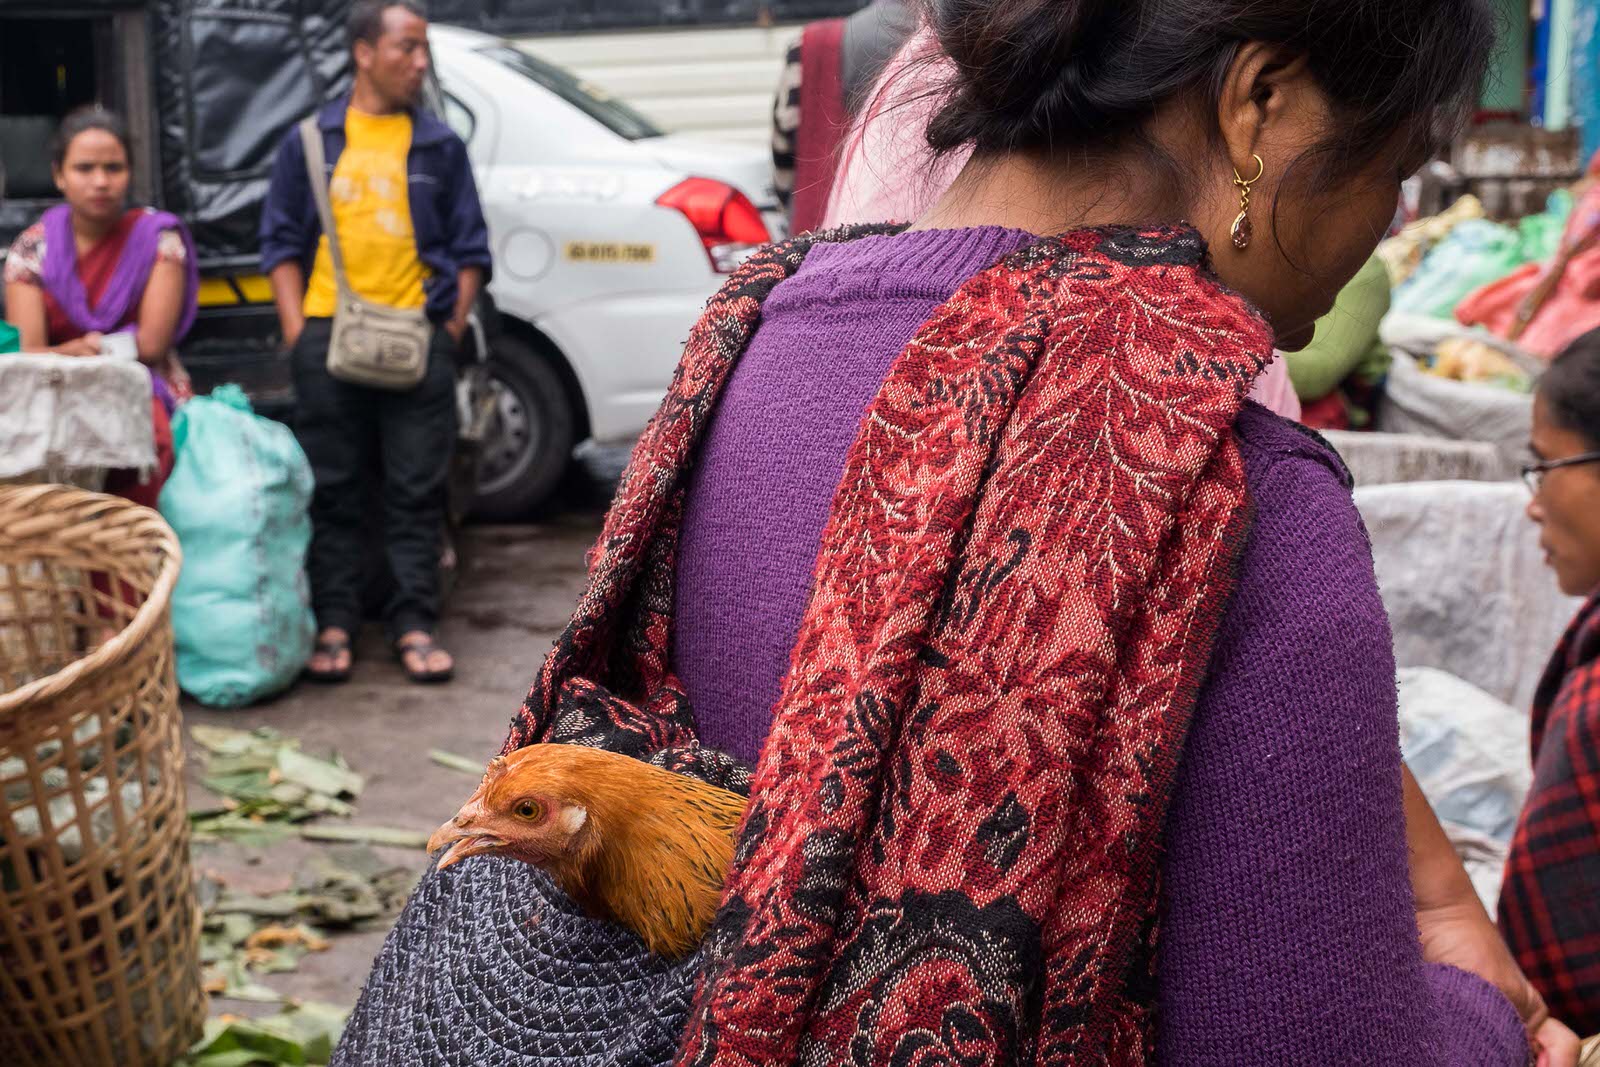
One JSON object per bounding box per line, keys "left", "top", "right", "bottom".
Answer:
{"left": 427, "top": 744, "right": 747, "bottom": 959}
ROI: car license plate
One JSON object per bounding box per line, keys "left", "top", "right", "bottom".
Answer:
{"left": 563, "top": 242, "right": 656, "bottom": 264}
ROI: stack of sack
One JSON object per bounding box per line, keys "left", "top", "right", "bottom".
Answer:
{"left": 1358, "top": 481, "right": 1583, "bottom": 908}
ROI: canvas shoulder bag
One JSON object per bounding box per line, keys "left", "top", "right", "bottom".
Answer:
{"left": 299, "top": 117, "right": 432, "bottom": 391}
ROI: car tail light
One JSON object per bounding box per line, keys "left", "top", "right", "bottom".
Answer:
{"left": 656, "top": 177, "right": 771, "bottom": 273}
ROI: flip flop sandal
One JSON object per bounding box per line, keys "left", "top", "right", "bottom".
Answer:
{"left": 395, "top": 635, "right": 454, "bottom": 684}
{"left": 306, "top": 634, "right": 353, "bottom": 684}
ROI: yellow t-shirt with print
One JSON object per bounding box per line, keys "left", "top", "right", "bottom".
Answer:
{"left": 303, "top": 109, "right": 430, "bottom": 316}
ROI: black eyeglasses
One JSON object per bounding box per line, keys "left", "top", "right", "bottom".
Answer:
{"left": 1521, "top": 451, "right": 1600, "bottom": 494}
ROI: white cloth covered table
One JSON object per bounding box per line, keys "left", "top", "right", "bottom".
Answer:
{"left": 0, "top": 354, "right": 154, "bottom": 483}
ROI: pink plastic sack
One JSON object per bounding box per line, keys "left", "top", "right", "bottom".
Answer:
{"left": 1457, "top": 184, "right": 1600, "bottom": 359}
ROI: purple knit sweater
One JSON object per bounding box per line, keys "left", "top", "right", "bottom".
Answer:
{"left": 672, "top": 227, "right": 1526, "bottom": 1063}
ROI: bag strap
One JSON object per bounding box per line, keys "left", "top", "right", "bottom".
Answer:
{"left": 298, "top": 116, "right": 352, "bottom": 297}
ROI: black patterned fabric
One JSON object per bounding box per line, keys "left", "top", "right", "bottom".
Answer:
{"left": 332, "top": 858, "right": 701, "bottom": 1066}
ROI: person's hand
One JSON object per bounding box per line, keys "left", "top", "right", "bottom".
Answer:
{"left": 1417, "top": 901, "right": 1581, "bottom": 1066}
{"left": 281, "top": 318, "right": 305, "bottom": 351}
{"left": 53, "top": 333, "right": 103, "bottom": 357}
{"left": 444, "top": 317, "right": 469, "bottom": 346}
{"left": 1532, "top": 1018, "right": 1583, "bottom": 1067}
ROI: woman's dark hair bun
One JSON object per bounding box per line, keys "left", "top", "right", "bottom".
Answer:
{"left": 50, "top": 106, "right": 132, "bottom": 169}
{"left": 926, "top": 0, "right": 1125, "bottom": 154}
{"left": 924, "top": 0, "right": 1495, "bottom": 180}
{"left": 1544, "top": 329, "right": 1600, "bottom": 449}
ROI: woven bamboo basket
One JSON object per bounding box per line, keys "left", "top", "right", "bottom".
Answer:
{"left": 0, "top": 484, "right": 203, "bottom": 1065}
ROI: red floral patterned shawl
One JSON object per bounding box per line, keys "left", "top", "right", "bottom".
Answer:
{"left": 503, "top": 223, "right": 1273, "bottom": 1064}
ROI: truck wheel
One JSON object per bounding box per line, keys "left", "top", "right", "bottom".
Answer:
{"left": 472, "top": 336, "right": 576, "bottom": 520}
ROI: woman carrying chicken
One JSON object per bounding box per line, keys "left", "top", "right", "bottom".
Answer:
{"left": 356, "top": 0, "right": 1578, "bottom": 1063}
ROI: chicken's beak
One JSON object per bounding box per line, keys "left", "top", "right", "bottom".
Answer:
{"left": 428, "top": 798, "right": 505, "bottom": 871}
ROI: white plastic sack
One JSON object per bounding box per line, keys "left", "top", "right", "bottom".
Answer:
{"left": 1354, "top": 480, "right": 1580, "bottom": 711}
{"left": 1397, "top": 667, "right": 1531, "bottom": 913}
{"left": 1375, "top": 316, "right": 1534, "bottom": 479}
{"left": 1321, "top": 430, "right": 1505, "bottom": 487}
{"left": 1398, "top": 667, "right": 1529, "bottom": 842}
{"left": 0, "top": 354, "right": 154, "bottom": 479}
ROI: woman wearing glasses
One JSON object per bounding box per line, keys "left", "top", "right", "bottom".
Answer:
{"left": 1502, "top": 330, "right": 1600, "bottom": 1037}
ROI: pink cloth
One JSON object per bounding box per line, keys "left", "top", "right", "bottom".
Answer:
{"left": 1456, "top": 183, "right": 1600, "bottom": 360}
{"left": 790, "top": 18, "right": 850, "bottom": 234}
{"left": 1257, "top": 352, "right": 1303, "bottom": 421}
{"left": 820, "top": 26, "right": 1302, "bottom": 421}
{"left": 819, "top": 27, "right": 951, "bottom": 231}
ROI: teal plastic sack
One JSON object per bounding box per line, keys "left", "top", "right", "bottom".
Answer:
{"left": 1391, "top": 191, "right": 1575, "bottom": 320}
{"left": 1391, "top": 219, "right": 1525, "bottom": 319}
{"left": 159, "top": 385, "right": 315, "bottom": 707}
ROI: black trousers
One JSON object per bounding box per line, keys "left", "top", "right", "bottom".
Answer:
{"left": 291, "top": 317, "right": 457, "bottom": 641}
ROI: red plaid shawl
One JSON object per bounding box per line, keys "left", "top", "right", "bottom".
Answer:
{"left": 1501, "top": 589, "right": 1600, "bottom": 1036}
{"left": 503, "top": 223, "right": 1273, "bottom": 1064}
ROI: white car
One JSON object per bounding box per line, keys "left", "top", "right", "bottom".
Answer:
{"left": 429, "top": 25, "right": 781, "bottom": 517}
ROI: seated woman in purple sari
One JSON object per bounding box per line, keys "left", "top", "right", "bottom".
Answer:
{"left": 3, "top": 107, "right": 200, "bottom": 506}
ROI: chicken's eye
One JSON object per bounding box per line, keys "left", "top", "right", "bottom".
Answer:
{"left": 514, "top": 799, "right": 542, "bottom": 820}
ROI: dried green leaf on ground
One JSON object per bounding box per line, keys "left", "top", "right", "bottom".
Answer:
{"left": 428, "top": 749, "right": 484, "bottom": 776}
{"left": 189, "top": 727, "right": 364, "bottom": 840}
{"left": 276, "top": 747, "right": 364, "bottom": 798}
{"left": 200, "top": 904, "right": 329, "bottom": 1000}
{"left": 196, "top": 844, "right": 416, "bottom": 1003}
{"left": 185, "top": 732, "right": 420, "bottom": 1048}
{"left": 190, "top": 725, "right": 272, "bottom": 759}
{"left": 200, "top": 956, "right": 285, "bottom": 1003}
{"left": 298, "top": 824, "right": 431, "bottom": 849}
{"left": 208, "top": 847, "right": 415, "bottom": 922}
{"left": 177, "top": 1001, "right": 348, "bottom": 1066}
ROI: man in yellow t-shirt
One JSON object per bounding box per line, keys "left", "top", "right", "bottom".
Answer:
{"left": 300, "top": 106, "right": 432, "bottom": 318}
{"left": 261, "top": 0, "right": 491, "bottom": 686}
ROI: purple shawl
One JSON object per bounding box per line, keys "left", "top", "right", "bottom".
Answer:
{"left": 39, "top": 203, "right": 199, "bottom": 341}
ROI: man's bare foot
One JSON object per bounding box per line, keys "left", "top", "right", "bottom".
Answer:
{"left": 306, "top": 627, "right": 353, "bottom": 682}
{"left": 396, "top": 631, "right": 453, "bottom": 683}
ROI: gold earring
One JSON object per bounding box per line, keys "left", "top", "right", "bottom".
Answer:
{"left": 1231, "top": 154, "right": 1265, "bottom": 250}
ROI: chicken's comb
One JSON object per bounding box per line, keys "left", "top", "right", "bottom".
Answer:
{"left": 480, "top": 755, "right": 509, "bottom": 789}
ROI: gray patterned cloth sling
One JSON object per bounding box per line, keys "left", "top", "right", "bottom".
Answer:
{"left": 330, "top": 861, "right": 700, "bottom": 1066}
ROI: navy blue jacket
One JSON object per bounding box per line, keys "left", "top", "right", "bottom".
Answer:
{"left": 259, "top": 95, "right": 492, "bottom": 323}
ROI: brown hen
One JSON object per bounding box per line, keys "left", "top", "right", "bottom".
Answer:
{"left": 427, "top": 744, "right": 747, "bottom": 960}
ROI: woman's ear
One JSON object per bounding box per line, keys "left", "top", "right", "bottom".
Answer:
{"left": 1215, "top": 43, "right": 1316, "bottom": 180}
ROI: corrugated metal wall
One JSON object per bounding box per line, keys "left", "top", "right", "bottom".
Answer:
{"left": 519, "top": 25, "right": 800, "bottom": 147}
